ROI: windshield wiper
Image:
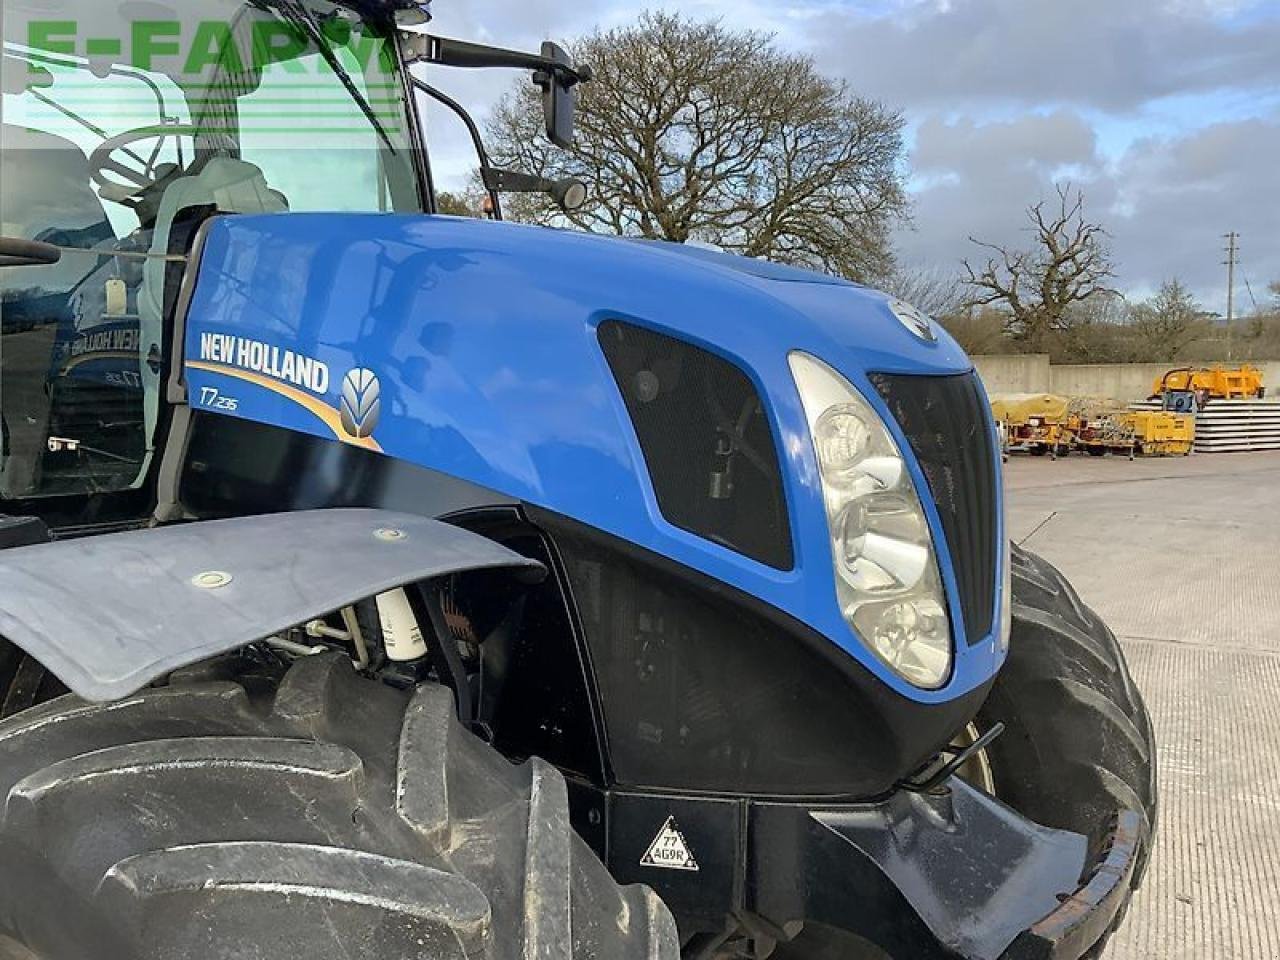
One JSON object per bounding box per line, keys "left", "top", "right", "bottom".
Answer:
{"left": 273, "top": 1, "right": 397, "bottom": 155}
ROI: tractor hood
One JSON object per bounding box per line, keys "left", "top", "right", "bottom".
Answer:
{"left": 181, "top": 214, "right": 1002, "bottom": 705}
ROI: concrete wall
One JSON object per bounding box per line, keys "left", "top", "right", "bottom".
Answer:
{"left": 972, "top": 355, "right": 1280, "bottom": 402}
{"left": 1048, "top": 363, "right": 1176, "bottom": 402}
{"left": 970, "top": 354, "right": 1051, "bottom": 394}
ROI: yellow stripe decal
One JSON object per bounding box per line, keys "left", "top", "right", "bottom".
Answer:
{"left": 187, "top": 360, "right": 382, "bottom": 453}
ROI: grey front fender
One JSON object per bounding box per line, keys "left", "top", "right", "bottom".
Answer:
{"left": 0, "top": 509, "right": 543, "bottom": 702}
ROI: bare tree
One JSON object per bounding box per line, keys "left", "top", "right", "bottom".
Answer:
{"left": 1269, "top": 280, "right": 1280, "bottom": 309}
{"left": 939, "top": 308, "right": 1008, "bottom": 355}
{"left": 482, "top": 13, "right": 908, "bottom": 283}
{"left": 1055, "top": 292, "right": 1137, "bottom": 363}
{"left": 883, "top": 265, "right": 968, "bottom": 319}
{"left": 1128, "top": 278, "right": 1205, "bottom": 362}
{"left": 963, "top": 185, "right": 1116, "bottom": 352}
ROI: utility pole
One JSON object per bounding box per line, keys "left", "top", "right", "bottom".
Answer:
{"left": 1223, "top": 232, "right": 1238, "bottom": 361}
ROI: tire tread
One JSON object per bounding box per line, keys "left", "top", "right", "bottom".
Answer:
{"left": 981, "top": 547, "right": 1158, "bottom": 958}
{"left": 0, "top": 654, "right": 679, "bottom": 960}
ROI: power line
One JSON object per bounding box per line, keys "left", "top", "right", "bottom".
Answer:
{"left": 1242, "top": 272, "right": 1259, "bottom": 313}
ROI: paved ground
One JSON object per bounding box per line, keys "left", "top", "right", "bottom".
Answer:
{"left": 1005, "top": 450, "right": 1280, "bottom": 960}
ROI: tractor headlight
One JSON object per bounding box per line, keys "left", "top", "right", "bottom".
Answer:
{"left": 790, "top": 353, "right": 952, "bottom": 689}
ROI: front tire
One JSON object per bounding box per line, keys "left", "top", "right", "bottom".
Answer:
{"left": 0, "top": 643, "right": 62, "bottom": 720}
{"left": 977, "top": 545, "right": 1157, "bottom": 953}
{"left": 0, "top": 652, "right": 678, "bottom": 960}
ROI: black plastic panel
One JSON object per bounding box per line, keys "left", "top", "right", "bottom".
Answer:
{"left": 597, "top": 320, "right": 792, "bottom": 570}
{"left": 869, "top": 372, "right": 998, "bottom": 645}
{"left": 537, "top": 511, "right": 993, "bottom": 799}
{"left": 181, "top": 412, "right": 513, "bottom": 520}
{"left": 451, "top": 513, "right": 608, "bottom": 783}
{"left": 606, "top": 791, "right": 743, "bottom": 933}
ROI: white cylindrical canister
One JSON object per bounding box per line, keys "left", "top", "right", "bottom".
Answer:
{"left": 376, "top": 588, "right": 429, "bottom": 662}
{"left": 104, "top": 278, "right": 128, "bottom": 317}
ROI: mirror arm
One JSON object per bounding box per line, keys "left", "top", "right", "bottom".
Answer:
{"left": 410, "top": 77, "right": 503, "bottom": 221}
{"left": 481, "top": 169, "right": 553, "bottom": 195}
{"left": 405, "top": 34, "right": 592, "bottom": 87}
{"left": 481, "top": 169, "right": 588, "bottom": 215}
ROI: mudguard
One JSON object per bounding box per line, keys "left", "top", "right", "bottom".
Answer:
{"left": 0, "top": 509, "right": 543, "bottom": 701}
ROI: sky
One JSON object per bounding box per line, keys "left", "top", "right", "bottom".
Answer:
{"left": 420, "top": 0, "right": 1280, "bottom": 311}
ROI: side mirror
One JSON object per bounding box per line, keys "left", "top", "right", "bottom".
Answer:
{"left": 408, "top": 34, "right": 591, "bottom": 151}
{"left": 535, "top": 42, "right": 578, "bottom": 149}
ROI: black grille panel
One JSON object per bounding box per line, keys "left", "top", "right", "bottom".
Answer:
{"left": 869, "top": 372, "right": 998, "bottom": 644}
{"left": 598, "top": 320, "right": 792, "bottom": 570}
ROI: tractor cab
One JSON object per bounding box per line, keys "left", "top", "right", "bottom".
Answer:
{"left": 0, "top": 0, "right": 423, "bottom": 516}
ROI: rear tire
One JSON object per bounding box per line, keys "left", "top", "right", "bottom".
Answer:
{"left": 0, "top": 652, "right": 679, "bottom": 960}
{"left": 977, "top": 545, "right": 1157, "bottom": 955}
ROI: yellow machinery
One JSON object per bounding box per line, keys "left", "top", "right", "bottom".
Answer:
{"left": 1073, "top": 410, "right": 1137, "bottom": 458}
{"left": 1117, "top": 411, "right": 1194, "bottom": 456}
{"left": 989, "top": 394, "right": 1078, "bottom": 457}
{"left": 1152, "top": 365, "right": 1265, "bottom": 401}
{"left": 1075, "top": 410, "right": 1193, "bottom": 457}
{"left": 991, "top": 394, "right": 1194, "bottom": 458}
{"left": 1061, "top": 397, "right": 1125, "bottom": 458}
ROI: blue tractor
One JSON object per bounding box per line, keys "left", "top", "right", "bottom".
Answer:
{"left": 0, "top": 2, "right": 1154, "bottom": 958}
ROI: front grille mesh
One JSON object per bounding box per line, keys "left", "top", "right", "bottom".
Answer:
{"left": 869, "top": 372, "right": 998, "bottom": 645}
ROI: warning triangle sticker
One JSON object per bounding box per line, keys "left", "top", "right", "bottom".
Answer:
{"left": 639, "top": 816, "right": 699, "bottom": 872}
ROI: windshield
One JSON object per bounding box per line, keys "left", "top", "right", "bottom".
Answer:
{"left": 0, "top": 0, "right": 421, "bottom": 501}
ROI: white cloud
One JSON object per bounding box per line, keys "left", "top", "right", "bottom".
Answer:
{"left": 896, "top": 109, "right": 1280, "bottom": 305}
{"left": 417, "top": 0, "right": 1280, "bottom": 301}
{"left": 804, "top": 0, "right": 1280, "bottom": 112}
{"left": 1111, "top": 115, "right": 1280, "bottom": 302}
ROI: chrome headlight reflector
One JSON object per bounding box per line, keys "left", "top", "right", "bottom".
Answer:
{"left": 789, "top": 353, "right": 952, "bottom": 689}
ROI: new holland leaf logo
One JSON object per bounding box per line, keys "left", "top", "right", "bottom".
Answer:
{"left": 640, "top": 816, "right": 699, "bottom": 872}
{"left": 340, "top": 368, "right": 382, "bottom": 439}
